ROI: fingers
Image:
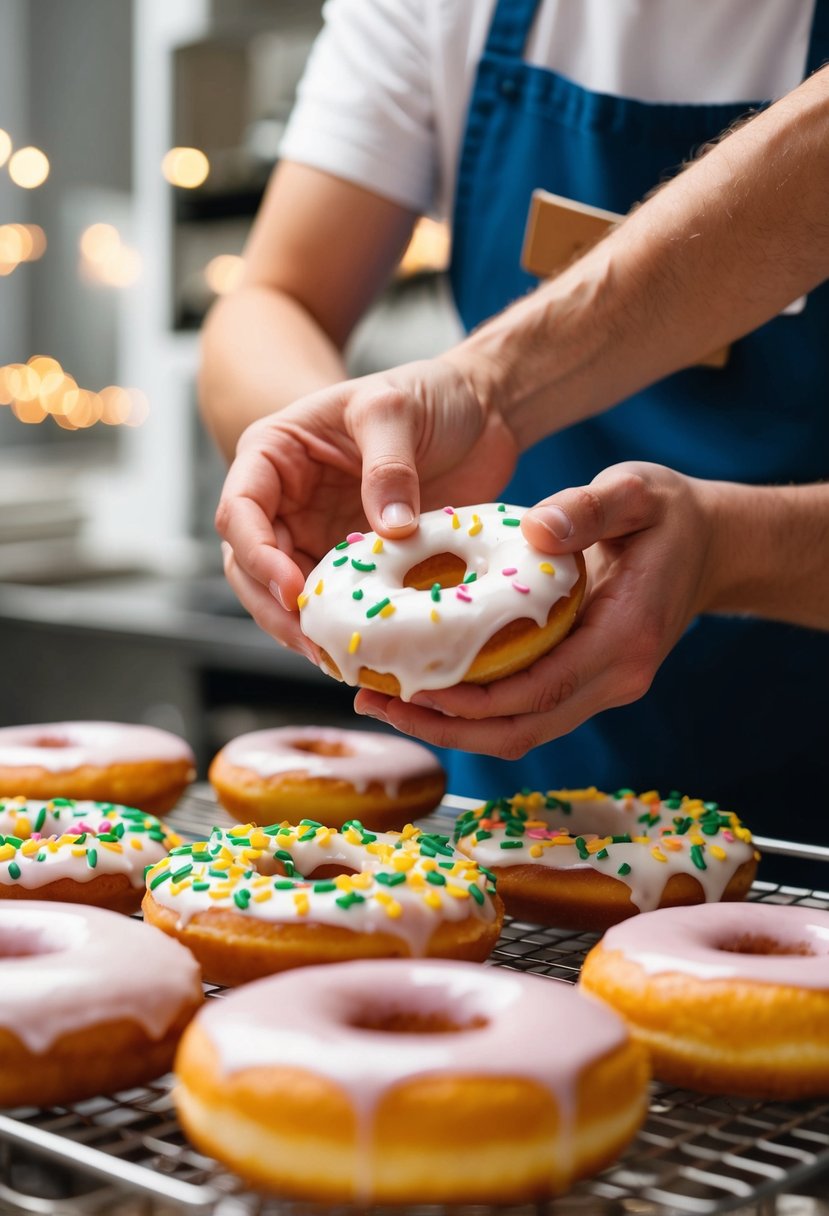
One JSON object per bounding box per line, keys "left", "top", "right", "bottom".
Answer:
{"left": 222, "top": 542, "right": 317, "bottom": 660}
{"left": 522, "top": 463, "right": 664, "bottom": 554}
{"left": 347, "top": 387, "right": 421, "bottom": 538}
{"left": 215, "top": 443, "right": 306, "bottom": 610}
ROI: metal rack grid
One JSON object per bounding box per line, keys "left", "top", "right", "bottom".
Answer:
{"left": 1, "top": 790, "right": 827, "bottom": 1216}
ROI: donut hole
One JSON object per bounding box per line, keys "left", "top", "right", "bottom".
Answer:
{"left": 350, "top": 1010, "right": 488, "bottom": 1035}
{"left": 404, "top": 552, "right": 471, "bottom": 591}
{"left": 31, "top": 735, "right": 72, "bottom": 748}
{"left": 289, "top": 740, "right": 354, "bottom": 758}
{"left": 0, "top": 918, "right": 81, "bottom": 958}
{"left": 254, "top": 855, "right": 358, "bottom": 882}
{"left": 719, "top": 933, "right": 814, "bottom": 957}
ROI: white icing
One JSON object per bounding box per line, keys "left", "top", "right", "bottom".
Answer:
{"left": 0, "top": 721, "right": 195, "bottom": 772}
{"left": 0, "top": 901, "right": 202, "bottom": 1053}
{"left": 0, "top": 799, "right": 177, "bottom": 891}
{"left": 148, "top": 821, "right": 497, "bottom": 957}
{"left": 216, "top": 725, "right": 442, "bottom": 796}
{"left": 299, "top": 503, "right": 579, "bottom": 700}
{"left": 455, "top": 789, "right": 756, "bottom": 913}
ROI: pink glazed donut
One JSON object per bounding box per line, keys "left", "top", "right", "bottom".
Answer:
{"left": 580, "top": 902, "right": 829, "bottom": 1098}
{"left": 174, "top": 958, "right": 649, "bottom": 1203}
{"left": 0, "top": 721, "right": 196, "bottom": 815}
{"left": 209, "top": 725, "right": 445, "bottom": 830}
{"left": 0, "top": 901, "right": 202, "bottom": 1107}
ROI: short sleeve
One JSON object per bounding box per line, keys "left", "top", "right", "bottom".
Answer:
{"left": 279, "top": 0, "right": 437, "bottom": 214}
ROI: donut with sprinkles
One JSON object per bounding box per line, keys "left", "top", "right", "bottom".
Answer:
{"left": 0, "top": 797, "right": 181, "bottom": 914}
{"left": 298, "top": 502, "right": 586, "bottom": 700}
{"left": 142, "top": 819, "right": 503, "bottom": 985}
{"left": 454, "top": 787, "right": 758, "bottom": 930}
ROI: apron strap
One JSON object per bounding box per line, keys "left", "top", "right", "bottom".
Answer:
{"left": 483, "top": 0, "right": 543, "bottom": 59}
{"left": 806, "top": 0, "right": 829, "bottom": 74}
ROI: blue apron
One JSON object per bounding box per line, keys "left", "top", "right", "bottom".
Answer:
{"left": 445, "top": 0, "right": 829, "bottom": 850}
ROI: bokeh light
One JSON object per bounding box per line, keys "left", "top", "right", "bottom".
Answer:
{"left": 0, "top": 356, "right": 149, "bottom": 430}
{"left": 204, "top": 253, "right": 244, "bottom": 295}
{"left": 161, "top": 146, "right": 209, "bottom": 188}
{"left": 79, "top": 223, "right": 141, "bottom": 287}
{"left": 0, "top": 223, "right": 46, "bottom": 275}
{"left": 0, "top": 129, "right": 11, "bottom": 169}
{"left": 8, "top": 145, "right": 50, "bottom": 189}
{"left": 99, "top": 385, "right": 132, "bottom": 425}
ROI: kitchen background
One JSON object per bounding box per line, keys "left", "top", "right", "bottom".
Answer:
{"left": 0, "top": 0, "right": 461, "bottom": 774}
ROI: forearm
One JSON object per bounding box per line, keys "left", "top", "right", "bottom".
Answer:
{"left": 198, "top": 286, "right": 347, "bottom": 459}
{"left": 446, "top": 67, "right": 829, "bottom": 450}
{"left": 700, "top": 480, "right": 829, "bottom": 630}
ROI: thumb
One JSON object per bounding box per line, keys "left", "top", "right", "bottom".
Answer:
{"left": 522, "top": 466, "right": 660, "bottom": 553}
{"left": 350, "top": 388, "right": 421, "bottom": 537}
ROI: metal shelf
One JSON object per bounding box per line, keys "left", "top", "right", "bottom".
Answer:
{"left": 1, "top": 790, "right": 827, "bottom": 1216}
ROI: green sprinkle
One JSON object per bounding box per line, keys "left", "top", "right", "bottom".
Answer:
{"left": 664, "top": 798, "right": 683, "bottom": 811}
{"left": 335, "top": 540, "right": 350, "bottom": 550}
{"left": 333, "top": 554, "right": 348, "bottom": 566}
{"left": 299, "top": 827, "right": 317, "bottom": 842}
{"left": 430, "top": 583, "right": 441, "bottom": 602}
{"left": 192, "top": 880, "right": 210, "bottom": 892}
{"left": 352, "top": 559, "right": 377, "bottom": 573}
{"left": 376, "top": 871, "right": 406, "bottom": 887}
{"left": 596, "top": 848, "right": 609, "bottom": 860}
{"left": 613, "top": 788, "right": 635, "bottom": 799}
{"left": 469, "top": 884, "right": 485, "bottom": 905}
{"left": 33, "top": 807, "right": 47, "bottom": 833}
{"left": 499, "top": 840, "right": 524, "bottom": 850}
{"left": 611, "top": 834, "right": 632, "bottom": 844}
{"left": 86, "top": 849, "right": 98, "bottom": 869}
{"left": 546, "top": 795, "right": 571, "bottom": 814}
{"left": 497, "top": 503, "right": 506, "bottom": 511}
{"left": 463, "top": 571, "right": 477, "bottom": 584}
{"left": 575, "top": 836, "right": 590, "bottom": 860}
{"left": 168, "top": 844, "right": 194, "bottom": 856}
{"left": 51, "top": 798, "right": 74, "bottom": 807}
{"left": 366, "top": 596, "right": 391, "bottom": 618}
{"left": 426, "top": 870, "right": 447, "bottom": 886}
{"left": 149, "top": 869, "right": 171, "bottom": 890}
{"left": 473, "top": 829, "right": 493, "bottom": 842}
{"left": 274, "top": 879, "right": 296, "bottom": 890}
{"left": 690, "top": 844, "right": 707, "bottom": 871}
{"left": 313, "top": 880, "right": 337, "bottom": 893}
{"left": 335, "top": 892, "right": 366, "bottom": 910}
{"left": 228, "top": 835, "right": 251, "bottom": 847}
{"left": 299, "top": 819, "right": 323, "bottom": 829}
{"left": 8, "top": 862, "right": 21, "bottom": 880}
{"left": 5, "top": 836, "right": 22, "bottom": 850}
{"left": 171, "top": 864, "right": 193, "bottom": 883}
{"left": 502, "top": 517, "right": 520, "bottom": 527}
{"left": 352, "top": 589, "right": 364, "bottom": 600}
{"left": 479, "top": 865, "right": 497, "bottom": 883}
{"left": 617, "top": 862, "right": 632, "bottom": 877}
{"left": 233, "top": 889, "right": 251, "bottom": 910}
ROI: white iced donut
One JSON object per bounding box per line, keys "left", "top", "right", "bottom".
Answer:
{"left": 0, "top": 721, "right": 196, "bottom": 814}
{"left": 208, "top": 725, "right": 445, "bottom": 830}
{"left": 0, "top": 797, "right": 181, "bottom": 914}
{"left": 0, "top": 901, "right": 202, "bottom": 1107}
{"left": 298, "top": 502, "right": 586, "bottom": 700}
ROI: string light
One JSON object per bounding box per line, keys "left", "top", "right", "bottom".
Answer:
{"left": 0, "top": 357, "right": 149, "bottom": 429}
{"left": 79, "top": 223, "right": 141, "bottom": 287}
{"left": 8, "top": 146, "right": 50, "bottom": 189}
{"left": 0, "top": 223, "right": 47, "bottom": 275}
{"left": 162, "top": 146, "right": 209, "bottom": 188}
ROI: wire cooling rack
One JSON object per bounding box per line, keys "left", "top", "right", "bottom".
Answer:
{"left": 0, "top": 789, "right": 827, "bottom": 1216}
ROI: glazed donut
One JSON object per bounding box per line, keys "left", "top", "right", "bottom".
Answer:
{"left": 454, "top": 787, "right": 758, "bottom": 931}
{"left": 143, "top": 820, "right": 502, "bottom": 985}
{"left": 208, "top": 725, "right": 445, "bottom": 831}
{"left": 298, "top": 502, "right": 586, "bottom": 700}
{"left": 580, "top": 903, "right": 829, "bottom": 1099}
{"left": 175, "top": 958, "right": 649, "bottom": 1203}
{"left": 0, "top": 797, "right": 181, "bottom": 914}
{"left": 0, "top": 901, "right": 202, "bottom": 1107}
{"left": 0, "top": 721, "right": 196, "bottom": 815}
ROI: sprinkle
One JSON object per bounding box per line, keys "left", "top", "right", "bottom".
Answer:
{"left": 497, "top": 503, "right": 506, "bottom": 512}
{"left": 348, "top": 631, "right": 361, "bottom": 654}
{"left": 233, "top": 889, "right": 251, "bottom": 910}
{"left": 650, "top": 847, "right": 667, "bottom": 863}
{"left": 346, "top": 532, "right": 364, "bottom": 543}
{"left": 709, "top": 845, "right": 727, "bottom": 861}
{"left": 617, "top": 862, "right": 632, "bottom": 877}
{"left": 430, "top": 583, "right": 441, "bottom": 602}
{"left": 294, "top": 892, "right": 310, "bottom": 916}
{"left": 33, "top": 806, "right": 47, "bottom": 833}
{"left": 690, "top": 844, "right": 707, "bottom": 871}
{"left": 335, "top": 539, "right": 350, "bottom": 550}
{"left": 468, "top": 515, "right": 482, "bottom": 536}
{"left": 333, "top": 555, "right": 348, "bottom": 566}
{"left": 512, "top": 580, "right": 530, "bottom": 594}
{"left": 86, "top": 848, "right": 98, "bottom": 869}
{"left": 469, "top": 883, "right": 485, "bottom": 905}
{"left": 502, "top": 517, "right": 520, "bottom": 527}
{"left": 314, "top": 580, "right": 324, "bottom": 596}
{"left": 451, "top": 513, "right": 460, "bottom": 530}
{"left": 574, "top": 836, "right": 590, "bottom": 860}
{"left": 456, "top": 587, "right": 472, "bottom": 603}
{"left": 501, "top": 567, "right": 517, "bottom": 576}
{"left": 430, "top": 608, "right": 440, "bottom": 623}
{"left": 8, "top": 862, "right": 20, "bottom": 880}
{"left": 539, "top": 561, "right": 555, "bottom": 574}
{"left": 149, "top": 869, "right": 171, "bottom": 890}
{"left": 352, "top": 588, "right": 364, "bottom": 600}
{"left": 366, "top": 596, "right": 391, "bottom": 619}
{"left": 595, "top": 848, "right": 609, "bottom": 860}
{"left": 352, "top": 558, "right": 376, "bottom": 573}
{"left": 443, "top": 506, "right": 454, "bottom": 514}
{"left": 379, "top": 602, "right": 396, "bottom": 619}
{"left": 372, "top": 538, "right": 384, "bottom": 554}
{"left": 499, "top": 840, "right": 524, "bottom": 850}
{"left": 423, "top": 891, "right": 442, "bottom": 910}
{"left": 463, "top": 571, "right": 477, "bottom": 584}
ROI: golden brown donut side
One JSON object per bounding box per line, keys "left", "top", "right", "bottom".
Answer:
{"left": 0, "top": 872, "right": 143, "bottom": 915}
{"left": 0, "top": 759, "right": 194, "bottom": 815}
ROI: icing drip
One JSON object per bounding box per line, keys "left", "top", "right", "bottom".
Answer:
{"left": 599, "top": 903, "right": 829, "bottom": 988}
{"left": 0, "top": 798, "right": 179, "bottom": 890}
{"left": 147, "top": 820, "right": 498, "bottom": 956}
{"left": 0, "top": 901, "right": 202, "bottom": 1053}
{"left": 298, "top": 503, "right": 579, "bottom": 700}
{"left": 218, "top": 725, "right": 442, "bottom": 796}
{"left": 0, "top": 721, "right": 195, "bottom": 772}
{"left": 454, "top": 787, "right": 757, "bottom": 912}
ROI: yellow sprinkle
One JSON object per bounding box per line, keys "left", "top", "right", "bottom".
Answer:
{"left": 587, "top": 838, "right": 612, "bottom": 854}
{"left": 297, "top": 592, "right": 309, "bottom": 610}
{"left": 351, "top": 871, "right": 373, "bottom": 891}
{"left": 392, "top": 854, "right": 415, "bottom": 872}
{"left": 294, "top": 892, "right": 310, "bottom": 916}
{"left": 552, "top": 835, "right": 575, "bottom": 846}
{"left": 539, "top": 561, "right": 556, "bottom": 575}
{"left": 46, "top": 839, "right": 59, "bottom": 853}
{"left": 253, "top": 889, "right": 273, "bottom": 903}
{"left": 209, "top": 888, "right": 230, "bottom": 900}
{"left": 468, "top": 515, "right": 482, "bottom": 536}
{"left": 348, "top": 631, "right": 361, "bottom": 654}
{"left": 709, "top": 845, "right": 727, "bottom": 861}
{"left": 335, "top": 874, "right": 355, "bottom": 892}
{"left": 130, "top": 838, "right": 144, "bottom": 851}
{"left": 401, "top": 824, "right": 419, "bottom": 840}
{"left": 71, "top": 846, "right": 86, "bottom": 858}
{"left": 367, "top": 842, "right": 393, "bottom": 861}
{"left": 170, "top": 880, "right": 192, "bottom": 895}
{"left": 430, "top": 608, "right": 440, "bottom": 622}
{"left": 374, "top": 891, "right": 402, "bottom": 918}
{"left": 344, "top": 827, "right": 363, "bottom": 847}
{"left": 251, "top": 873, "right": 272, "bottom": 888}
{"left": 379, "top": 603, "right": 396, "bottom": 618}
{"left": 451, "top": 513, "right": 460, "bottom": 529}
{"left": 529, "top": 844, "right": 543, "bottom": 858}
{"left": 100, "top": 841, "right": 123, "bottom": 854}
{"left": 423, "top": 890, "right": 442, "bottom": 910}
{"left": 420, "top": 857, "right": 437, "bottom": 871}
{"left": 446, "top": 883, "right": 470, "bottom": 900}
{"left": 632, "top": 835, "right": 650, "bottom": 845}
{"left": 549, "top": 786, "right": 603, "bottom": 802}
{"left": 662, "top": 839, "right": 683, "bottom": 852}
{"left": 406, "top": 872, "right": 426, "bottom": 891}
{"left": 650, "top": 847, "right": 667, "bottom": 863}
{"left": 689, "top": 834, "right": 705, "bottom": 848}
{"left": 640, "top": 790, "right": 661, "bottom": 805}
{"left": 0, "top": 844, "right": 15, "bottom": 862}
{"left": 754, "top": 849, "right": 762, "bottom": 861}
{"left": 14, "top": 820, "right": 31, "bottom": 840}
{"left": 372, "top": 538, "right": 384, "bottom": 554}
{"left": 314, "top": 579, "right": 324, "bottom": 596}
{"left": 249, "top": 829, "right": 270, "bottom": 849}
{"left": 21, "top": 839, "right": 40, "bottom": 857}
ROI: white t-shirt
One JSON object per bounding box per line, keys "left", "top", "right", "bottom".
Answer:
{"left": 280, "top": 0, "right": 816, "bottom": 219}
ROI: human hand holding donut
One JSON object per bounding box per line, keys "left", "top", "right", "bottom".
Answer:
{"left": 215, "top": 357, "right": 519, "bottom": 656}
{"left": 354, "top": 462, "right": 720, "bottom": 755}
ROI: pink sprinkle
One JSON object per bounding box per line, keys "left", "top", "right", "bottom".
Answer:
{"left": 501, "top": 567, "right": 517, "bottom": 576}
{"left": 76, "top": 821, "right": 96, "bottom": 834}
{"left": 66, "top": 824, "right": 84, "bottom": 835}
{"left": 346, "top": 532, "right": 364, "bottom": 543}
{"left": 456, "top": 588, "right": 472, "bottom": 602}
{"left": 527, "top": 828, "right": 561, "bottom": 840}
{"left": 443, "top": 506, "right": 455, "bottom": 514}
{"left": 30, "top": 832, "right": 42, "bottom": 841}
{"left": 722, "top": 830, "right": 735, "bottom": 842}
{"left": 512, "top": 580, "right": 530, "bottom": 594}
{"left": 98, "top": 820, "right": 112, "bottom": 832}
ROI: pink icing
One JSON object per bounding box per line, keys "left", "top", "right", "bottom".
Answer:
{"left": 0, "top": 722, "right": 195, "bottom": 773}
{"left": 216, "top": 726, "right": 443, "bottom": 797}
{"left": 0, "top": 901, "right": 202, "bottom": 1053}
{"left": 196, "top": 958, "right": 629, "bottom": 1119}
{"left": 597, "top": 903, "right": 829, "bottom": 989}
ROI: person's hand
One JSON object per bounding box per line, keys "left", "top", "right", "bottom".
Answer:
{"left": 215, "top": 357, "right": 519, "bottom": 654}
{"left": 354, "top": 462, "right": 722, "bottom": 755}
